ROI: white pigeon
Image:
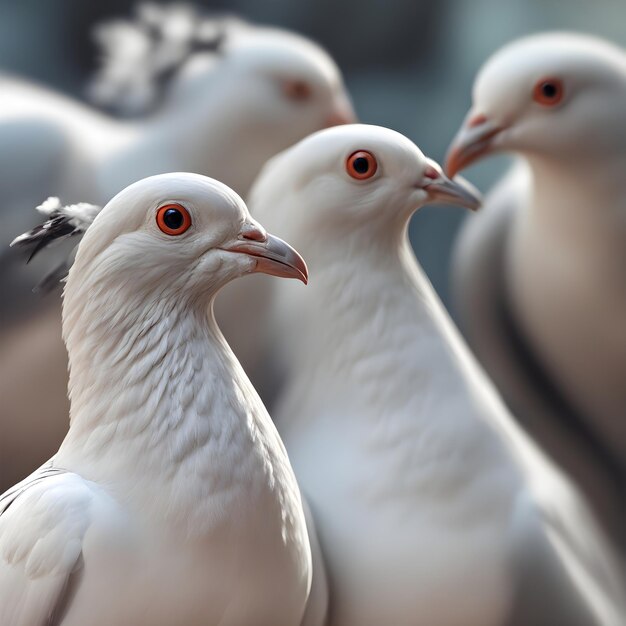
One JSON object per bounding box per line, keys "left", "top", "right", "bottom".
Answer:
{"left": 1, "top": 172, "right": 329, "bottom": 626}
{"left": 248, "top": 124, "right": 626, "bottom": 626}
{"left": 1, "top": 9, "right": 354, "bottom": 242}
{"left": 445, "top": 32, "right": 626, "bottom": 543}
{"left": 0, "top": 8, "right": 354, "bottom": 490}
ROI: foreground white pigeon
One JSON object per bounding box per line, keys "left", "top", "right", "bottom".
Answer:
{"left": 249, "top": 124, "right": 626, "bottom": 626}
{"left": 1, "top": 172, "right": 328, "bottom": 626}
{"left": 0, "top": 7, "right": 354, "bottom": 490}
{"left": 445, "top": 32, "right": 626, "bottom": 543}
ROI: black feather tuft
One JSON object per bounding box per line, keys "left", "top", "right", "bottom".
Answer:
{"left": 11, "top": 211, "right": 83, "bottom": 263}
{"left": 9, "top": 198, "right": 100, "bottom": 294}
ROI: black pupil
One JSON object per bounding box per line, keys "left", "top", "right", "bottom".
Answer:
{"left": 353, "top": 157, "right": 369, "bottom": 174}
{"left": 541, "top": 82, "right": 558, "bottom": 98}
{"left": 163, "top": 208, "right": 183, "bottom": 230}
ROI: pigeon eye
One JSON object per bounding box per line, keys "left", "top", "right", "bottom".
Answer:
{"left": 346, "top": 151, "right": 378, "bottom": 180}
{"left": 156, "top": 204, "right": 192, "bottom": 236}
{"left": 282, "top": 79, "right": 312, "bottom": 101}
{"left": 533, "top": 78, "right": 564, "bottom": 106}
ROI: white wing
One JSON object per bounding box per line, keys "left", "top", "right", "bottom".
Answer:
{"left": 0, "top": 463, "right": 115, "bottom": 626}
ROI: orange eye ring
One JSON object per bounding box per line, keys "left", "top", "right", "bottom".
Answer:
{"left": 346, "top": 150, "right": 378, "bottom": 180}
{"left": 533, "top": 78, "right": 564, "bottom": 106}
{"left": 156, "top": 203, "right": 192, "bottom": 236}
{"left": 283, "top": 79, "right": 312, "bottom": 101}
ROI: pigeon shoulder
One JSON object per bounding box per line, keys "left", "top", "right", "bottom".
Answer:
{"left": 0, "top": 463, "right": 126, "bottom": 625}
{"left": 0, "top": 115, "right": 71, "bottom": 201}
{"left": 0, "top": 74, "right": 102, "bottom": 126}
{"left": 0, "top": 112, "right": 102, "bottom": 210}
{"left": 0, "top": 74, "right": 124, "bottom": 165}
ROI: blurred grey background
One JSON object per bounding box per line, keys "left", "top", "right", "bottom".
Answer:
{"left": 0, "top": 0, "right": 625, "bottom": 307}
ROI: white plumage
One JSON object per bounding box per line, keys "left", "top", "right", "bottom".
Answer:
{"left": 445, "top": 32, "right": 626, "bottom": 543}
{"left": 0, "top": 173, "right": 324, "bottom": 626}
{"left": 0, "top": 11, "right": 354, "bottom": 490}
{"left": 35, "top": 197, "right": 99, "bottom": 222}
{"left": 247, "top": 124, "right": 626, "bottom": 626}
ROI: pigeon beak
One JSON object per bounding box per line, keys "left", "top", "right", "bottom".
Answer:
{"left": 222, "top": 223, "right": 309, "bottom": 284}
{"left": 325, "top": 93, "right": 358, "bottom": 127}
{"left": 419, "top": 160, "right": 482, "bottom": 211}
{"left": 445, "top": 112, "right": 504, "bottom": 178}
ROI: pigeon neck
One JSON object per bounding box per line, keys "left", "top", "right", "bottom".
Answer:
{"left": 275, "top": 222, "right": 509, "bottom": 494}
{"left": 57, "top": 281, "right": 271, "bottom": 498}
{"left": 276, "top": 225, "right": 501, "bottom": 488}
{"left": 280, "top": 226, "right": 444, "bottom": 416}
{"left": 523, "top": 154, "right": 626, "bottom": 238}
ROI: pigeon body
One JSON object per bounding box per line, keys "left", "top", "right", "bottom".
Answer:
{"left": 445, "top": 33, "right": 626, "bottom": 541}
{"left": 0, "top": 173, "right": 318, "bottom": 626}
{"left": 249, "top": 124, "right": 626, "bottom": 626}
{"left": 0, "top": 13, "right": 354, "bottom": 490}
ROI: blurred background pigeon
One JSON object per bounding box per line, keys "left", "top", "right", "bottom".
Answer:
{"left": 249, "top": 124, "right": 626, "bottom": 626}
{"left": 445, "top": 32, "right": 626, "bottom": 547}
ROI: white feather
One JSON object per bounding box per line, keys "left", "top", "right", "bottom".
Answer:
{"left": 35, "top": 196, "right": 62, "bottom": 216}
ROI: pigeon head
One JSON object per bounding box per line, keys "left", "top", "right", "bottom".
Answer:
{"left": 168, "top": 26, "right": 355, "bottom": 138}
{"left": 250, "top": 124, "right": 479, "bottom": 253}
{"left": 67, "top": 173, "right": 307, "bottom": 307}
{"left": 446, "top": 33, "right": 626, "bottom": 176}
{"left": 92, "top": 7, "right": 354, "bottom": 132}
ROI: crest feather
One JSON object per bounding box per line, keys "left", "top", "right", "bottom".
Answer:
{"left": 11, "top": 197, "right": 101, "bottom": 263}
{"left": 89, "top": 3, "right": 242, "bottom": 115}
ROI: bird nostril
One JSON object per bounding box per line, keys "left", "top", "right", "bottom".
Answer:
{"left": 467, "top": 113, "right": 488, "bottom": 128}
{"left": 424, "top": 166, "right": 440, "bottom": 180}
{"left": 241, "top": 223, "right": 267, "bottom": 242}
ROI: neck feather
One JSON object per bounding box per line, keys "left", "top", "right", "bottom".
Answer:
{"left": 276, "top": 228, "right": 509, "bottom": 496}
{"left": 524, "top": 154, "right": 626, "bottom": 236}
{"left": 278, "top": 230, "right": 444, "bottom": 417}
{"left": 58, "top": 271, "right": 267, "bottom": 491}
{"left": 55, "top": 262, "right": 306, "bottom": 540}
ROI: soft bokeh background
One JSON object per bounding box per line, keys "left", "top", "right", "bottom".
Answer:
{"left": 0, "top": 0, "right": 625, "bottom": 306}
